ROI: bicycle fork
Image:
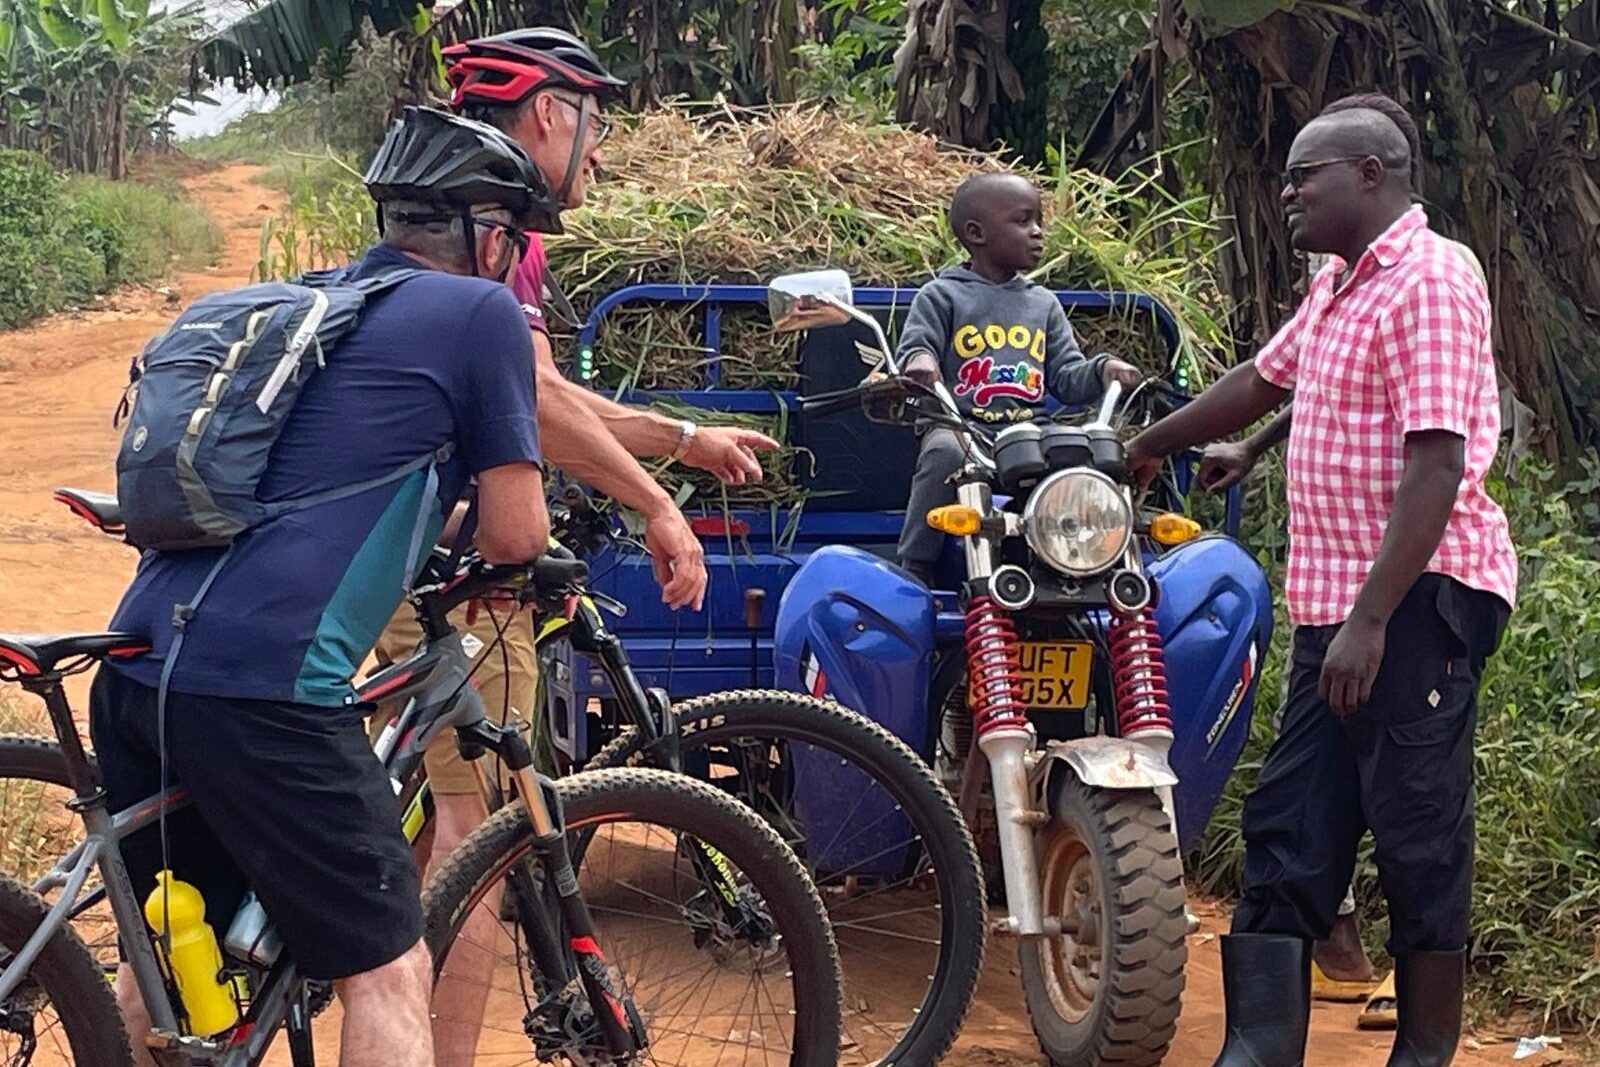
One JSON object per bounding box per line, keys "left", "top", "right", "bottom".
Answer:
{"left": 457, "top": 715, "right": 644, "bottom": 1057}
{"left": 578, "top": 618, "right": 753, "bottom": 939}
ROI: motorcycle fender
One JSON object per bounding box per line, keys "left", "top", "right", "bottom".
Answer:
{"left": 1039, "top": 735, "right": 1179, "bottom": 792}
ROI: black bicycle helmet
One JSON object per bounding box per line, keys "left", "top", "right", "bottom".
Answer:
{"left": 443, "top": 27, "right": 626, "bottom": 109}
{"left": 364, "top": 106, "right": 563, "bottom": 234}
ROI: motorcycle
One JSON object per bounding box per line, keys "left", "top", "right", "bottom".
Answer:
{"left": 764, "top": 270, "right": 1273, "bottom": 1066}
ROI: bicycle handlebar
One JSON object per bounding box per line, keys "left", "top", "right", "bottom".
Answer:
{"left": 418, "top": 549, "right": 590, "bottom": 620}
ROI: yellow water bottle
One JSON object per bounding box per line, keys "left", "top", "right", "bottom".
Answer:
{"left": 143, "top": 871, "right": 240, "bottom": 1036}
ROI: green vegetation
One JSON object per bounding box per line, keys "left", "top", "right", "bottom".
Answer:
{"left": 66, "top": 172, "right": 222, "bottom": 284}
{"left": 250, "top": 154, "right": 374, "bottom": 282}
{"left": 186, "top": 26, "right": 406, "bottom": 165}
{"left": 0, "top": 0, "right": 208, "bottom": 178}
{"left": 242, "top": 103, "right": 1226, "bottom": 512}
{"left": 0, "top": 148, "right": 220, "bottom": 330}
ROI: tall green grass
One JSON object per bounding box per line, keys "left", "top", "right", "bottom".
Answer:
{"left": 65, "top": 174, "right": 222, "bottom": 286}
{"left": 0, "top": 149, "right": 221, "bottom": 331}
{"left": 250, "top": 154, "right": 375, "bottom": 282}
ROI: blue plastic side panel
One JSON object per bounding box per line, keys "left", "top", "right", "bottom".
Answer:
{"left": 1149, "top": 536, "right": 1274, "bottom": 852}
{"left": 773, "top": 545, "right": 937, "bottom": 876}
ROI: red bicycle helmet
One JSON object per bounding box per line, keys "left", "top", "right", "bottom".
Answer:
{"left": 443, "top": 27, "right": 626, "bottom": 111}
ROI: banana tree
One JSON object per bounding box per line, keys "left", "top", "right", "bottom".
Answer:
{"left": 1188, "top": 0, "right": 1600, "bottom": 462}
{"left": 195, "top": 0, "right": 819, "bottom": 110}
{"left": 891, "top": 0, "right": 1025, "bottom": 148}
{"left": 1082, "top": 0, "right": 1600, "bottom": 463}
{"left": 3, "top": 0, "right": 204, "bottom": 176}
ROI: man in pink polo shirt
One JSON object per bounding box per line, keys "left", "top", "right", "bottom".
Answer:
{"left": 1128, "top": 93, "right": 1516, "bottom": 1067}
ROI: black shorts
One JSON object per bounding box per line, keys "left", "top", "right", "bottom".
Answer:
{"left": 89, "top": 667, "right": 423, "bottom": 981}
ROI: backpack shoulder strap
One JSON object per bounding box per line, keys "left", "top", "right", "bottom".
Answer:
{"left": 347, "top": 267, "right": 430, "bottom": 299}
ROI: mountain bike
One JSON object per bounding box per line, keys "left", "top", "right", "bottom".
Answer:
{"left": 0, "top": 539, "right": 841, "bottom": 1066}
{"left": 30, "top": 483, "right": 986, "bottom": 1065}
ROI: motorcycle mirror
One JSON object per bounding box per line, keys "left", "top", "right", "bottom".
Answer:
{"left": 768, "top": 269, "right": 854, "bottom": 332}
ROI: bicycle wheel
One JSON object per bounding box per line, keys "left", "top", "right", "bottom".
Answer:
{"left": 0, "top": 872, "right": 132, "bottom": 1065}
{"left": 423, "top": 766, "right": 841, "bottom": 1067}
{"left": 589, "top": 690, "right": 987, "bottom": 1066}
{"left": 0, "top": 736, "right": 120, "bottom": 975}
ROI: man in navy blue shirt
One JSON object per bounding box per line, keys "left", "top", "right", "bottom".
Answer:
{"left": 94, "top": 110, "right": 550, "bottom": 1066}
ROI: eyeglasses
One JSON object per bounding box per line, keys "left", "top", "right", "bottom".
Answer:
{"left": 547, "top": 92, "right": 612, "bottom": 146}
{"left": 1286, "top": 155, "right": 1375, "bottom": 189}
{"left": 472, "top": 217, "right": 530, "bottom": 258}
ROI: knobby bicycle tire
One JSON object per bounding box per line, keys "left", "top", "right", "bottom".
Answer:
{"left": 587, "top": 689, "right": 986, "bottom": 1066}
{"left": 421, "top": 766, "right": 842, "bottom": 1067}
{"left": 0, "top": 872, "right": 132, "bottom": 1066}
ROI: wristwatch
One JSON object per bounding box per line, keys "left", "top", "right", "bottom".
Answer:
{"left": 670, "top": 419, "right": 698, "bottom": 461}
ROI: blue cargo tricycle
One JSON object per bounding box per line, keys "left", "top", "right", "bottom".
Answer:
{"left": 555, "top": 272, "right": 1272, "bottom": 1067}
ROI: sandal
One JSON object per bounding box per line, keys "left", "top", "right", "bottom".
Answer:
{"left": 1357, "top": 970, "right": 1398, "bottom": 1030}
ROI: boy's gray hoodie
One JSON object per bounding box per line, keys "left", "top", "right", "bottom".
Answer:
{"left": 896, "top": 265, "right": 1106, "bottom": 424}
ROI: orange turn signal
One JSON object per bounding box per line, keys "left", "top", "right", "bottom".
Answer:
{"left": 1149, "top": 513, "right": 1202, "bottom": 547}
{"left": 926, "top": 505, "right": 982, "bottom": 536}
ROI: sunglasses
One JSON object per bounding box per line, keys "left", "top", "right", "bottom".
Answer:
{"left": 547, "top": 92, "right": 612, "bottom": 146}
{"left": 472, "top": 217, "right": 530, "bottom": 258}
{"left": 1286, "top": 155, "right": 1375, "bottom": 189}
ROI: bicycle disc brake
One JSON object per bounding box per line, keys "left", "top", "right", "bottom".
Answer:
{"left": 523, "top": 982, "right": 647, "bottom": 1065}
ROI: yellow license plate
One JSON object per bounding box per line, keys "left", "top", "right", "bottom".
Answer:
{"left": 971, "top": 640, "right": 1094, "bottom": 711}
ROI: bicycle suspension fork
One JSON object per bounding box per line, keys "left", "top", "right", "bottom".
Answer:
{"left": 459, "top": 709, "right": 641, "bottom": 1056}
{"left": 573, "top": 607, "right": 751, "bottom": 934}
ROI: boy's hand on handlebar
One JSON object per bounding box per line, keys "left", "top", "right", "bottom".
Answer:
{"left": 644, "top": 506, "right": 707, "bottom": 611}
{"left": 1101, "top": 358, "right": 1142, "bottom": 389}
{"left": 682, "top": 426, "right": 780, "bottom": 486}
{"left": 1197, "top": 440, "right": 1257, "bottom": 494}
{"left": 904, "top": 352, "right": 941, "bottom": 388}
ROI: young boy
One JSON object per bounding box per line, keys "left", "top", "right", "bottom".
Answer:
{"left": 896, "top": 171, "right": 1141, "bottom": 582}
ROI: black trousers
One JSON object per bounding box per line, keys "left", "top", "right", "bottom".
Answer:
{"left": 897, "top": 428, "right": 965, "bottom": 568}
{"left": 1232, "top": 575, "right": 1508, "bottom": 955}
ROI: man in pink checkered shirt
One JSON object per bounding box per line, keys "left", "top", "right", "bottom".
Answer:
{"left": 1128, "top": 93, "right": 1516, "bottom": 1067}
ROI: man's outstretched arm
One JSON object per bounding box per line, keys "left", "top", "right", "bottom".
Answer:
{"left": 532, "top": 333, "right": 708, "bottom": 610}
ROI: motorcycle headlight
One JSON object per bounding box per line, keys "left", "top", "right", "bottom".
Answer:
{"left": 1022, "top": 469, "right": 1133, "bottom": 576}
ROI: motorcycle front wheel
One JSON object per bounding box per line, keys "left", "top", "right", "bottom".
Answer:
{"left": 1019, "top": 776, "right": 1187, "bottom": 1067}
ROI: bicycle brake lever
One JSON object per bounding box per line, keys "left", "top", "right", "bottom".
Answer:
{"left": 587, "top": 590, "right": 628, "bottom": 618}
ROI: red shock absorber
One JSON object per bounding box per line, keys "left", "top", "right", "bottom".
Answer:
{"left": 965, "top": 596, "right": 1028, "bottom": 737}
{"left": 1108, "top": 606, "right": 1174, "bottom": 741}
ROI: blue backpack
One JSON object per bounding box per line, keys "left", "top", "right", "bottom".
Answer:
{"left": 115, "top": 266, "right": 447, "bottom": 554}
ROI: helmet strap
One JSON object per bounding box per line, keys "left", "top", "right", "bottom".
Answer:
{"left": 555, "top": 92, "right": 595, "bottom": 205}
{"left": 462, "top": 209, "right": 481, "bottom": 279}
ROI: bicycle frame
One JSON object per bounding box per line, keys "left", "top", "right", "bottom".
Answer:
{"left": 0, "top": 571, "right": 639, "bottom": 1066}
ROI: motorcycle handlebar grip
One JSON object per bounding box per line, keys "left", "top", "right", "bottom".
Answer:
{"left": 800, "top": 392, "right": 864, "bottom": 418}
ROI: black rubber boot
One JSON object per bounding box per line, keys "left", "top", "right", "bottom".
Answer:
{"left": 1211, "top": 933, "right": 1312, "bottom": 1067}
{"left": 1385, "top": 950, "right": 1466, "bottom": 1067}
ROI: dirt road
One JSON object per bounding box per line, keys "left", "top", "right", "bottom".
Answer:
{"left": 0, "top": 164, "right": 1534, "bottom": 1065}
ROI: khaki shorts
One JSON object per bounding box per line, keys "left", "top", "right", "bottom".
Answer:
{"left": 367, "top": 599, "right": 538, "bottom": 795}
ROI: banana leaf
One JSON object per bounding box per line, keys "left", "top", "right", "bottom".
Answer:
{"left": 96, "top": 0, "right": 131, "bottom": 49}
{"left": 196, "top": 0, "right": 425, "bottom": 89}
{"left": 36, "top": 0, "right": 89, "bottom": 48}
